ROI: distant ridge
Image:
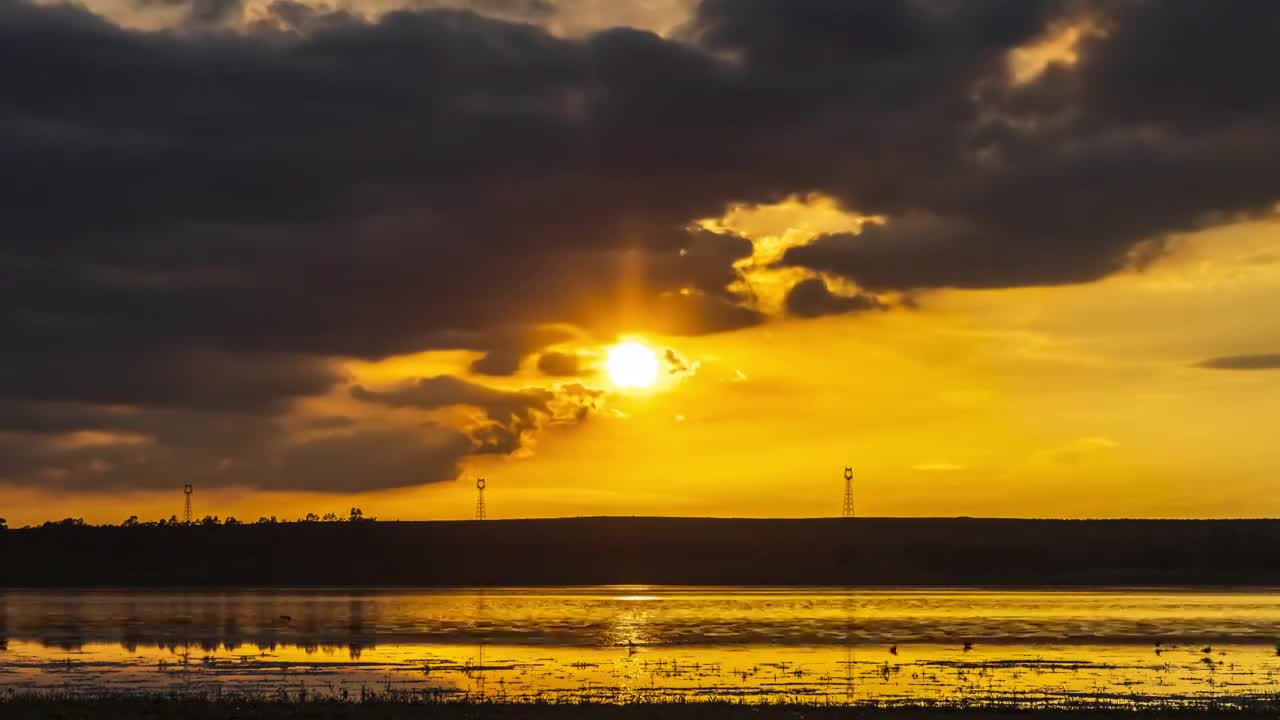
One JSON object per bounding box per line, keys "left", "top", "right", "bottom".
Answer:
{"left": 4, "top": 516, "right": 1279, "bottom": 587}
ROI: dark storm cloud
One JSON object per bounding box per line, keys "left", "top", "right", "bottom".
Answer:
{"left": 784, "top": 278, "right": 886, "bottom": 318}
{"left": 303, "top": 415, "right": 357, "bottom": 429}
{"left": 776, "top": 0, "right": 1280, "bottom": 291}
{"left": 351, "top": 375, "right": 596, "bottom": 455}
{"left": 0, "top": 0, "right": 1015, "bottom": 419}
{"left": 0, "top": 392, "right": 488, "bottom": 493}
{"left": 1194, "top": 354, "right": 1280, "bottom": 371}
{"left": 410, "top": 0, "right": 555, "bottom": 20}
{"left": 0, "top": 400, "right": 278, "bottom": 491}
{"left": 5, "top": 0, "right": 1280, "bottom": 491}
{"left": 0, "top": 413, "right": 479, "bottom": 492}
{"left": 278, "top": 427, "right": 472, "bottom": 491}
{"left": 0, "top": 348, "right": 342, "bottom": 415}
{"left": 468, "top": 326, "right": 579, "bottom": 376}
{"left": 351, "top": 376, "right": 554, "bottom": 424}
{"left": 537, "top": 351, "right": 585, "bottom": 377}
{"left": 0, "top": 400, "right": 134, "bottom": 436}
{"left": 642, "top": 291, "right": 766, "bottom": 336}
{"left": 134, "top": 0, "right": 243, "bottom": 27}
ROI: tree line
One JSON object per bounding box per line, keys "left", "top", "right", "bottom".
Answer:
{"left": 2, "top": 507, "right": 376, "bottom": 530}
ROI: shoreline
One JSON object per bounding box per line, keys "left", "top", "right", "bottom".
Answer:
{"left": 5, "top": 696, "right": 1280, "bottom": 719}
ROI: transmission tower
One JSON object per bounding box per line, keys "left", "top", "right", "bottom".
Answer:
{"left": 475, "top": 478, "right": 487, "bottom": 521}
{"left": 183, "top": 484, "right": 193, "bottom": 525}
{"left": 842, "top": 467, "right": 854, "bottom": 518}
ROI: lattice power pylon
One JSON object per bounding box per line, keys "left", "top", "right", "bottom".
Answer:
{"left": 842, "top": 467, "right": 854, "bottom": 518}
{"left": 183, "top": 484, "right": 193, "bottom": 525}
{"left": 475, "top": 478, "right": 487, "bottom": 521}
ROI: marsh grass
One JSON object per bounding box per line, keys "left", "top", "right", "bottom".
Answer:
{"left": 5, "top": 686, "right": 1280, "bottom": 719}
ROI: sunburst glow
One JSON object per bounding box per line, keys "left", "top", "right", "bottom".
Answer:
{"left": 606, "top": 341, "right": 660, "bottom": 389}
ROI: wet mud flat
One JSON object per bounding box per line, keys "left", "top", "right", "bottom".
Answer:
{"left": 6, "top": 641, "right": 1279, "bottom": 706}
{"left": 5, "top": 588, "right": 1280, "bottom": 708}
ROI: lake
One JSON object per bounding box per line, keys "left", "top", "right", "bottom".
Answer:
{"left": 2, "top": 587, "right": 1279, "bottom": 706}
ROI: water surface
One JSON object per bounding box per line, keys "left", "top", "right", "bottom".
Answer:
{"left": 2, "top": 587, "right": 1278, "bottom": 705}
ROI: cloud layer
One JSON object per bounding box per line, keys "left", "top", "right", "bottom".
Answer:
{"left": 1195, "top": 354, "right": 1280, "bottom": 371}
{"left": 3, "top": 0, "right": 1279, "bottom": 492}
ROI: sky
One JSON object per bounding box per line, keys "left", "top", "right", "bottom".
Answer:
{"left": 3, "top": 0, "right": 1280, "bottom": 526}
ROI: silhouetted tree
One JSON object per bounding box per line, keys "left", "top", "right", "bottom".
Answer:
{"left": 168, "top": 515, "right": 179, "bottom": 526}
{"left": 44, "top": 518, "right": 86, "bottom": 529}
{"left": 322, "top": 513, "right": 338, "bottom": 522}
{"left": 0, "top": 517, "right": 7, "bottom": 530}
{"left": 349, "top": 507, "right": 363, "bottom": 522}
{"left": 224, "top": 516, "right": 241, "bottom": 526}
{"left": 199, "top": 515, "right": 220, "bottom": 527}
{"left": 122, "top": 515, "right": 139, "bottom": 527}
{"left": 304, "top": 513, "right": 320, "bottom": 522}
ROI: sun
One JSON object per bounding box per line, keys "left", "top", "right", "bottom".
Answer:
{"left": 606, "top": 341, "right": 660, "bottom": 389}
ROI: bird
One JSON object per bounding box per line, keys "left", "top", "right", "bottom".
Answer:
{"left": 963, "top": 641, "right": 973, "bottom": 652}
{"left": 889, "top": 645, "right": 898, "bottom": 656}
{"left": 1201, "top": 645, "right": 1212, "bottom": 654}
